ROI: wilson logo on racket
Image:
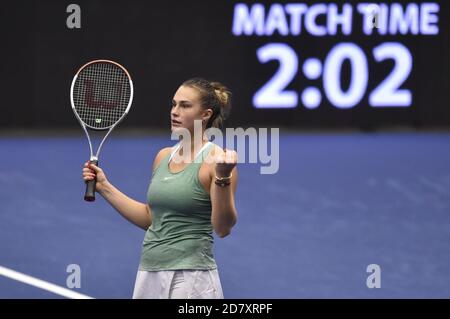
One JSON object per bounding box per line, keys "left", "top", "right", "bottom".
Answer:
{"left": 70, "top": 60, "right": 134, "bottom": 202}
{"left": 84, "top": 79, "right": 123, "bottom": 109}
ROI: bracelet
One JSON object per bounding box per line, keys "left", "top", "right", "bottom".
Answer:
{"left": 215, "top": 173, "right": 232, "bottom": 187}
{"left": 215, "top": 179, "right": 231, "bottom": 187}
{"left": 215, "top": 173, "right": 232, "bottom": 181}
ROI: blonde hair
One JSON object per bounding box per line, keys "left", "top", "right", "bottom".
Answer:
{"left": 182, "top": 78, "right": 232, "bottom": 130}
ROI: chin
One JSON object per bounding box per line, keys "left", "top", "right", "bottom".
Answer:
{"left": 171, "top": 125, "right": 184, "bottom": 132}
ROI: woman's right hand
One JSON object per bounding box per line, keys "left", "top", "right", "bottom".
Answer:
{"left": 82, "top": 162, "right": 109, "bottom": 194}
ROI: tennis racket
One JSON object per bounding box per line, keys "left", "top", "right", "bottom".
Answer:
{"left": 70, "top": 60, "right": 133, "bottom": 202}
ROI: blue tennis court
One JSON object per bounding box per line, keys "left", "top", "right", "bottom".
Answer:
{"left": 1, "top": 131, "right": 449, "bottom": 298}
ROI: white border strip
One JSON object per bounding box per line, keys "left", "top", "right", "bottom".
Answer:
{"left": 0, "top": 265, "right": 94, "bottom": 299}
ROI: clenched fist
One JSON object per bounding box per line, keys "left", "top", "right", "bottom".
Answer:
{"left": 214, "top": 149, "right": 237, "bottom": 178}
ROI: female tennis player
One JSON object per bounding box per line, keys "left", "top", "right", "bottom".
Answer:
{"left": 82, "top": 78, "right": 238, "bottom": 299}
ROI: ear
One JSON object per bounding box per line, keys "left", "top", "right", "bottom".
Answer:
{"left": 202, "top": 108, "right": 213, "bottom": 123}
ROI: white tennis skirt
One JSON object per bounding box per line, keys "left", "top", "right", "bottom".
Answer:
{"left": 132, "top": 269, "right": 224, "bottom": 299}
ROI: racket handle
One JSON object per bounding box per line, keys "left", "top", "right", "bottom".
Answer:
{"left": 84, "top": 159, "right": 98, "bottom": 202}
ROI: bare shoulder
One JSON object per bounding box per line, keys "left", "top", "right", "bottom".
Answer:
{"left": 152, "top": 147, "right": 172, "bottom": 171}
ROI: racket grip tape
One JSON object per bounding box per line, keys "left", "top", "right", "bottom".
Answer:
{"left": 84, "top": 159, "right": 99, "bottom": 202}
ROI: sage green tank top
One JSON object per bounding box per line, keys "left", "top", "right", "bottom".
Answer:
{"left": 139, "top": 142, "right": 217, "bottom": 271}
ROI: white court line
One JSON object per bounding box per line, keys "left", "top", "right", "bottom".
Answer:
{"left": 0, "top": 265, "right": 94, "bottom": 299}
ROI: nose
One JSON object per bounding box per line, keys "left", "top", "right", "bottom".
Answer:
{"left": 171, "top": 104, "right": 179, "bottom": 117}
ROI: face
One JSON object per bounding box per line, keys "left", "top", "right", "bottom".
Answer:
{"left": 170, "top": 85, "right": 212, "bottom": 134}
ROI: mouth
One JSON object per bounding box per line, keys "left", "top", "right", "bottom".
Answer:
{"left": 171, "top": 119, "right": 182, "bottom": 126}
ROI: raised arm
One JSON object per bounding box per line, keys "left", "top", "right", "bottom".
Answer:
{"left": 210, "top": 148, "right": 238, "bottom": 238}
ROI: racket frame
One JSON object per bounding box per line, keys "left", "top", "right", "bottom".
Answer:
{"left": 70, "top": 59, "right": 133, "bottom": 201}
{"left": 70, "top": 59, "right": 134, "bottom": 162}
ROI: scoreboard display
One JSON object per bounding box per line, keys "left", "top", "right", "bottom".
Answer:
{"left": 227, "top": 1, "right": 448, "bottom": 128}
{"left": 232, "top": 3, "right": 439, "bottom": 109}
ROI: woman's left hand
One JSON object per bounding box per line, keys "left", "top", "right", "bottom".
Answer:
{"left": 215, "top": 149, "right": 238, "bottom": 178}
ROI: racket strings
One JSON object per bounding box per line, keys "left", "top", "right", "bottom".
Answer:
{"left": 73, "top": 62, "right": 131, "bottom": 129}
